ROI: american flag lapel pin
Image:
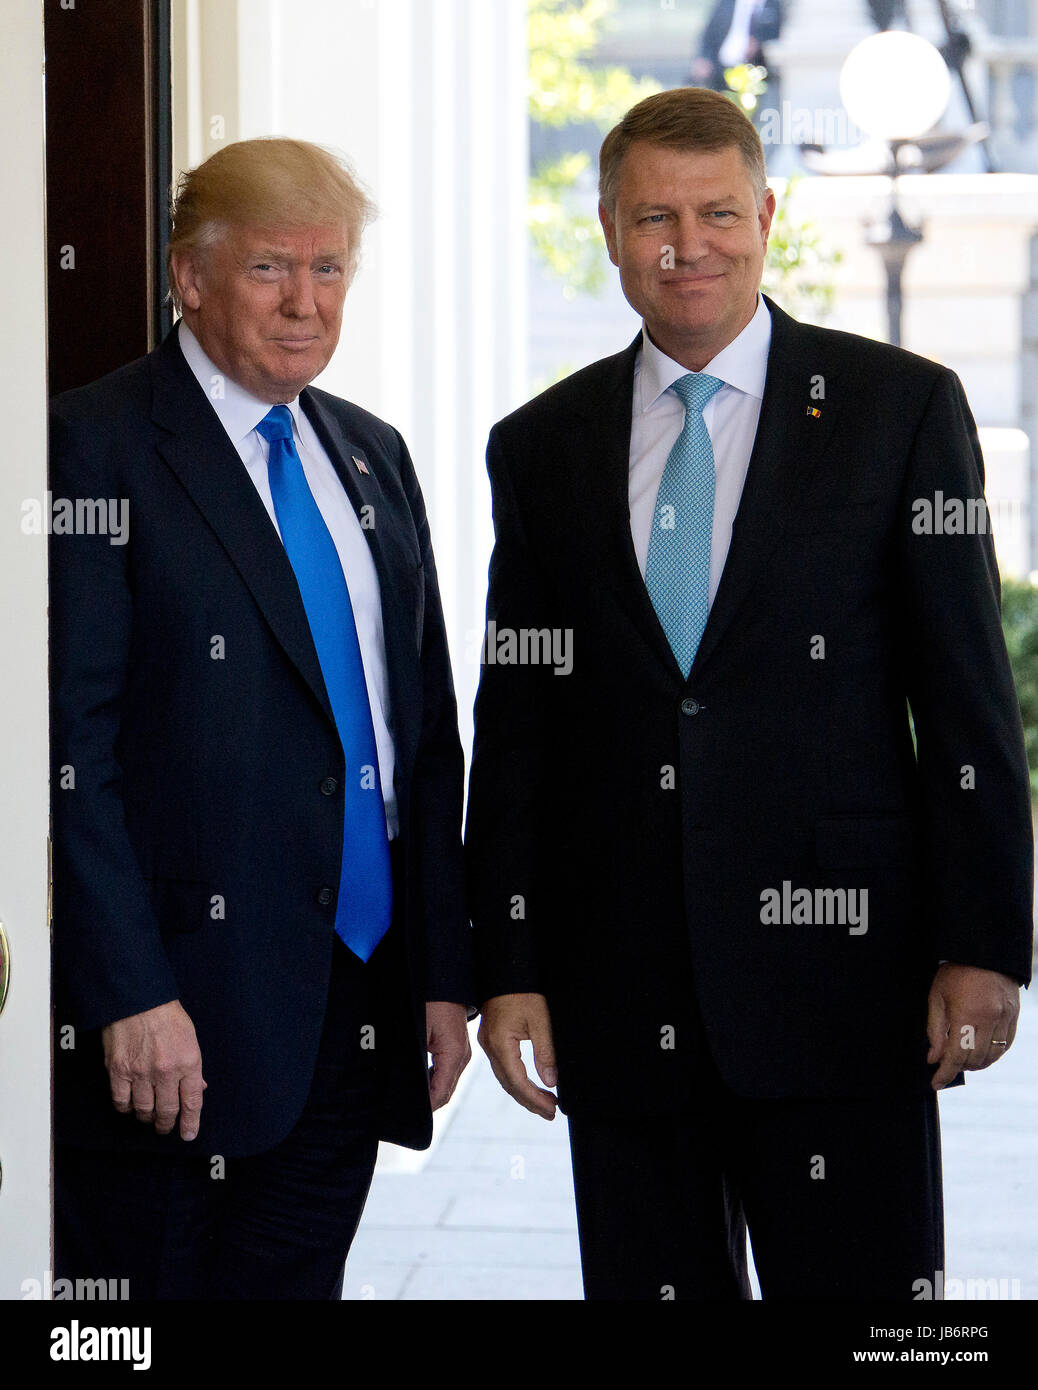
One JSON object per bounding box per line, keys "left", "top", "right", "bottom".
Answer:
{"left": 352, "top": 455, "right": 370, "bottom": 475}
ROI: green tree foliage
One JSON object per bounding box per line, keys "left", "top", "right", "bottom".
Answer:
{"left": 718, "top": 61, "right": 769, "bottom": 115}
{"left": 529, "top": 0, "right": 660, "bottom": 129}
{"left": 529, "top": 0, "right": 660, "bottom": 297}
{"left": 762, "top": 174, "right": 842, "bottom": 322}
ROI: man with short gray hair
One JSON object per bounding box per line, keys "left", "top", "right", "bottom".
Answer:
{"left": 467, "top": 88, "right": 1033, "bottom": 1300}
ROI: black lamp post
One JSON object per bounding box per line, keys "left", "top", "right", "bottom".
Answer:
{"left": 799, "top": 30, "right": 987, "bottom": 346}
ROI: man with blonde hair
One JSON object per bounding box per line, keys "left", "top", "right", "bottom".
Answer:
{"left": 51, "top": 137, "right": 472, "bottom": 1299}
{"left": 467, "top": 88, "right": 1033, "bottom": 1299}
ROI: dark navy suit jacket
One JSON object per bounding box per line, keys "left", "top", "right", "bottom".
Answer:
{"left": 50, "top": 324, "right": 472, "bottom": 1156}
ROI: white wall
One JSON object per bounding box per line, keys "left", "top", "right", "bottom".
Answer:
{"left": 0, "top": 0, "right": 52, "bottom": 1299}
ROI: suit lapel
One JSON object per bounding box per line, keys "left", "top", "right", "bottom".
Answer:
{"left": 690, "top": 295, "right": 843, "bottom": 680}
{"left": 566, "top": 296, "right": 843, "bottom": 686}
{"left": 560, "top": 337, "right": 687, "bottom": 680}
{"left": 150, "top": 330, "right": 337, "bottom": 725}
{"left": 300, "top": 387, "right": 416, "bottom": 593}
{"left": 301, "top": 389, "right": 422, "bottom": 776}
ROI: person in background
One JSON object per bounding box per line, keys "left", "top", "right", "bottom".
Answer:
{"left": 691, "top": 0, "right": 785, "bottom": 93}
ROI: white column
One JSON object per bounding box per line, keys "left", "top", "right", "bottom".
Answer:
{"left": 0, "top": 0, "right": 51, "bottom": 1298}
{"left": 171, "top": 0, "right": 529, "bottom": 753}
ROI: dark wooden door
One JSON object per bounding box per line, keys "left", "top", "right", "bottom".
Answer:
{"left": 45, "top": 0, "right": 172, "bottom": 396}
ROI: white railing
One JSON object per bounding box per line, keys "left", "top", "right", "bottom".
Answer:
{"left": 977, "top": 36, "right": 1038, "bottom": 171}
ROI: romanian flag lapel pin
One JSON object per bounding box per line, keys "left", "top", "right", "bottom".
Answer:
{"left": 806, "top": 406, "right": 822, "bottom": 418}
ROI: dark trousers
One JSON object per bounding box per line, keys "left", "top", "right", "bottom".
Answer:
{"left": 567, "top": 1049, "right": 944, "bottom": 1301}
{"left": 55, "top": 934, "right": 383, "bottom": 1301}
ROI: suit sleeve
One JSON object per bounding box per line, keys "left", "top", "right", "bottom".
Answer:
{"left": 896, "top": 367, "right": 1034, "bottom": 984}
{"left": 464, "top": 425, "right": 554, "bottom": 1003}
{"left": 49, "top": 402, "right": 180, "bottom": 1032}
{"left": 393, "top": 429, "right": 474, "bottom": 1008}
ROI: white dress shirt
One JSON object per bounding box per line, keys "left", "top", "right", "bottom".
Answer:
{"left": 629, "top": 291, "right": 772, "bottom": 609}
{"left": 719, "top": 0, "right": 761, "bottom": 67}
{"left": 177, "top": 321, "right": 398, "bottom": 838}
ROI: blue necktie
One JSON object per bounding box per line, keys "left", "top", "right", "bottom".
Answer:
{"left": 256, "top": 406, "right": 392, "bottom": 961}
{"left": 644, "top": 373, "right": 725, "bottom": 680}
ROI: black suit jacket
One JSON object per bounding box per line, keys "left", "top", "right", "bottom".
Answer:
{"left": 50, "top": 324, "right": 472, "bottom": 1156}
{"left": 465, "top": 294, "right": 1033, "bottom": 1113}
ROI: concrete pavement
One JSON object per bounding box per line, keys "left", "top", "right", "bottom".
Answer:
{"left": 343, "top": 990, "right": 1038, "bottom": 1300}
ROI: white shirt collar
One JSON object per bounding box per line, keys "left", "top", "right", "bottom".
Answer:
{"left": 636, "top": 290, "right": 772, "bottom": 415}
{"left": 176, "top": 319, "right": 305, "bottom": 444}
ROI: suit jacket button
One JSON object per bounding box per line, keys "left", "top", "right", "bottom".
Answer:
{"left": 681, "top": 698, "right": 701, "bottom": 716}
{"left": 316, "top": 887, "right": 334, "bottom": 906}
{"left": 320, "top": 777, "right": 339, "bottom": 796}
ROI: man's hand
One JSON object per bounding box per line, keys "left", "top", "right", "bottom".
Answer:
{"left": 926, "top": 963, "right": 1020, "bottom": 1090}
{"left": 101, "top": 1000, "right": 206, "bottom": 1141}
{"left": 426, "top": 1001, "right": 471, "bottom": 1111}
{"left": 477, "top": 992, "right": 557, "bottom": 1120}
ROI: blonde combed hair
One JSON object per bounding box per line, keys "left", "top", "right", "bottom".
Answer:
{"left": 166, "top": 137, "right": 377, "bottom": 308}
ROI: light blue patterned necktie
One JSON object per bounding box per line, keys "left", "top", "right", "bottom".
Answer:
{"left": 256, "top": 405, "right": 392, "bottom": 962}
{"left": 644, "top": 372, "right": 725, "bottom": 680}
